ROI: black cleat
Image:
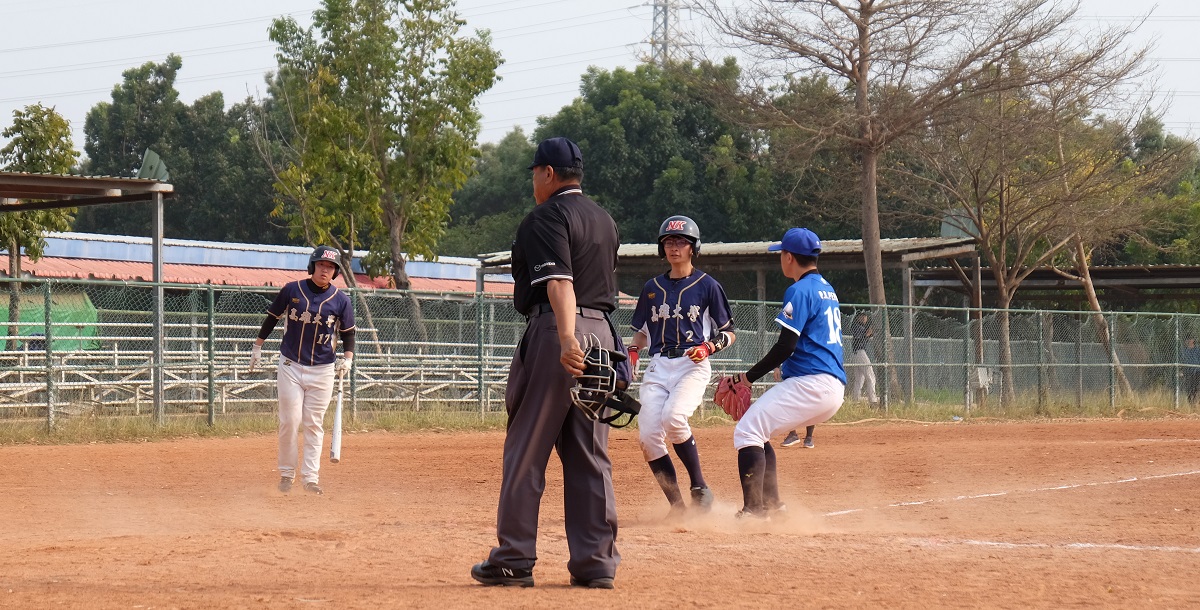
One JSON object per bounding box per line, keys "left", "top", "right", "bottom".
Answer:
{"left": 570, "top": 576, "right": 615, "bottom": 589}
{"left": 690, "top": 486, "right": 714, "bottom": 512}
{"left": 471, "top": 561, "right": 534, "bottom": 587}
{"left": 278, "top": 477, "right": 293, "bottom": 493}
{"left": 302, "top": 482, "right": 323, "bottom": 495}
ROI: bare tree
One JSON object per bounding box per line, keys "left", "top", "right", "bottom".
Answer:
{"left": 695, "top": 0, "right": 1146, "bottom": 308}
{"left": 897, "top": 65, "right": 1180, "bottom": 406}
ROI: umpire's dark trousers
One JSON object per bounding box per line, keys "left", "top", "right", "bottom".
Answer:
{"left": 488, "top": 307, "right": 621, "bottom": 581}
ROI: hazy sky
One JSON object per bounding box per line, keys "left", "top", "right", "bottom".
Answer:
{"left": 1, "top": 0, "right": 1197, "bottom": 157}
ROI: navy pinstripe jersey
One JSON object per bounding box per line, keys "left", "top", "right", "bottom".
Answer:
{"left": 266, "top": 281, "right": 355, "bottom": 366}
{"left": 630, "top": 271, "right": 734, "bottom": 356}
{"left": 775, "top": 271, "right": 846, "bottom": 384}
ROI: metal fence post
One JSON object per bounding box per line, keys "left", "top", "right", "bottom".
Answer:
{"left": 1109, "top": 312, "right": 1117, "bottom": 412}
{"left": 207, "top": 285, "right": 215, "bottom": 426}
{"left": 963, "top": 298, "right": 972, "bottom": 413}
{"left": 903, "top": 269, "right": 915, "bottom": 404}
{"left": 1076, "top": 316, "right": 1083, "bottom": 410}
{"left": 43, "top": 282, "right": 54, "bottom": 431}
{"left": 1037, "top": 312, "right": 1045, "bottom": 413}
{"left": 348, "top": 288, "right": 357, "bottom": 421}
{"left": 1174, "top": 314, "right": 1182, "bottom": 409}
{"left": 477, "top": 291, "right": 486, "bottom": 419}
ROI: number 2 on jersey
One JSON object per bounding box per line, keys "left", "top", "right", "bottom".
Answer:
{"left": 824, "top": 306, "right": 843, "bottom": 345}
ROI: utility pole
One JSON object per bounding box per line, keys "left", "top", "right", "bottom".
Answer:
{"left": 649, "top": 0, "right": 678, "bottom": 65}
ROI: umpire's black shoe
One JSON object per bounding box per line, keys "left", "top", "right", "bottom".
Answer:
{"left": 278, "top": 477, "right": 293, "bottom": 493}
{"left": 471, "top": 560, "right": 534, "bottom": 587}
{"left": 570, "top": 576, "right": 615, "bottom": 589}
{"left": 302, "top": 482, "right": 323, "bottom": 495}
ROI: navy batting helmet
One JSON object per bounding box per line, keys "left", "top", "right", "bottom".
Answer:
{"left": 308, "top": 245, "right": 342, "bottom": 279}
{"left": 657, "top": 215, "right": 701, "bottom": 257}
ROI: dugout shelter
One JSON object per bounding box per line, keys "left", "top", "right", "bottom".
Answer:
{"left": 478, "top": 236, "right": 979, "bottom": 305}
{"left": 0, "top": 170, "right": 175, "bottom": 424}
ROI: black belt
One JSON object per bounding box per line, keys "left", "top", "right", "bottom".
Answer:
{"left": 525, "top": 302, "right": 608, "bottom": 321}
{"left": 660, "top": 347, "right": 691, "bottom": 359}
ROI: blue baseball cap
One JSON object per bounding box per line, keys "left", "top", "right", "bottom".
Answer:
{"left": 768, "top": 227, "right": 822, "bottom": 256}
{"left": 528, "top": 136, "right": 584, "bottom": 169}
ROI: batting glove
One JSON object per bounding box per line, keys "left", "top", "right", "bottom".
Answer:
{"left": 685, "top": 341, "right": 715, "bottom": 363}
{"left": 627, "top": 345, "right": 640, "bottom": 371}
{"left": 335, "top": 356, "right": 353, "bottom": 378}
{"left": 249, "top": 344, "right": 262, "bottom": 372}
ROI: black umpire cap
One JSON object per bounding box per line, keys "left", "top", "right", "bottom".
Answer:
{"left": 528, "top": 136, "right": 584, "bottom": 169}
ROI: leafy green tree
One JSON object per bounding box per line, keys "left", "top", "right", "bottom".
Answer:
{"left": 267, "top": 0, "right": 501, "bottom": 289}
{"left": 171, "top": 94, "right": 295, "bottom": 244}
{"left": 1114, "top": 117, "right": 1200, "bottom": 268}
{"left": 440, "top": 128, "right": 534, "bottom": 257}
{"left": 535, "top": 60, "right": 784, "bottom": 244}
{"left": 0, "top": 104, "right": 79, "bottom": 348}
{"left": 74, "top": 55, "right": 185, "bottom": 236}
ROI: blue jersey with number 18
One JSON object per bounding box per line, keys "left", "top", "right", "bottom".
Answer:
{"left": 775, "top": 271, "right": 846, "bottom": 384}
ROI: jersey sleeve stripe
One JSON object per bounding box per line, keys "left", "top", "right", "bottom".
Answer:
{"left": 775, "top": 317, "right": 802, "bottom": 336}
{"left": 530, "top": 274, "right": 574, "bottom": 285}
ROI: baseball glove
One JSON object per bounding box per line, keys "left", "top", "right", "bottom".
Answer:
{"left": 714, "top": 373, "right": 752, "bottom": 420}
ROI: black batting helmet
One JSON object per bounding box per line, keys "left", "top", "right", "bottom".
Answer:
{"left": 657, "top": 215, "right": 701, "bottom": 257}
{"left": 307, "top": 245, "right": 342, "bottom": 279}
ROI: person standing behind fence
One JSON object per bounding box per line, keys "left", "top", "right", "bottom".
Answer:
{"left": 627, "top": 215, "right": 735, "bottom": 519}
{"left": 847, "top": 311, "right": 878, "bottom": 406}
{"left": 470, "top": 136, "right": 623, "bottom": 589}
{"left": 250, "top": 246, "right": 355, "bottom": 496}
{"left": 1183, "top": 337, "right": 1200, "bottom": 403}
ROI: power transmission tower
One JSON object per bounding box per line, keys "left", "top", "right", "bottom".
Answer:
{"left": 649, "top": 0, "right": 679, "bottom": 65}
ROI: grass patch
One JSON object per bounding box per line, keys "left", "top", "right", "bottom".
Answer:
{"left": 2, "top": 392, "right": 1196, "bottom": 446}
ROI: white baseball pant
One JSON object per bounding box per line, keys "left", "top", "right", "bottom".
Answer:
{"left": 848, "top": 348, "right": 878, "bottom": 402}
{"left": 638, "top": 355, "right": 712, "bottom": 460}
{"left": 734, "top": 373, "right": 845, "bottom": 449}
{"left": 277, "top": 358, "right": 336, "bottom": 484}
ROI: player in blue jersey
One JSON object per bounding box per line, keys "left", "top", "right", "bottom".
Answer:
{"left": 715, "top": 228, "right": 846, "bottom": 519}
{"left": 628, "top": 215, "right": 736, "bottom": 518}
{"left": 250, "top": 246, "right": 356, "bottom": 495}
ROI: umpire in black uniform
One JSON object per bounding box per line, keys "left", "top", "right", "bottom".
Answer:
{"left": 471, "top": 137, "right": 623, "bottom": 589}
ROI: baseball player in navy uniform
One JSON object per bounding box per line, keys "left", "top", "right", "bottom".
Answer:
{"left": 628, "top": 215, "right": 735, "bottom": 517}
{"left": 714, "top": 228, "right": 845, "bottom": 518}
{"left": 250, "top": 246, "right": 356, "bottom": 495}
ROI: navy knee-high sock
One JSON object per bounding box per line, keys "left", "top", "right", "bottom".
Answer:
{"left": 673, "top": 436, "right": 707, "bottom": 489}
{"left": 737, "top": 445, "right": 766, "bottom": 512}
{"left": 763, "top": 441, "right": 780, "bottom": 508}
{"left": 805, "top": 425, "right": 815, "bottom": 439}
{"left": 648, "top": 455, "right": 684, "bottom": 505}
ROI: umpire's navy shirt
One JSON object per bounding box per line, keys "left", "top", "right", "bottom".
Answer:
{"left": 511, "top": 185, "right": 620, "bottom": 316}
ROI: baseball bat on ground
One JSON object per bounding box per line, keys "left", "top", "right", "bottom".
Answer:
{"left": 330, "top": 374, "right": 344, "bottom": 463}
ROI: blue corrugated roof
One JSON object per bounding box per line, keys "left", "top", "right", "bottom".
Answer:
{"left": 37, "top": 232, "right": 507, "bottom": 282}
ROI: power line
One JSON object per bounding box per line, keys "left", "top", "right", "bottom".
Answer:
{"left": 0, "top": 9, "right": 315, "bottom": 55}
{"left": 0, "top": 41, "right": 274, "bottom": 79}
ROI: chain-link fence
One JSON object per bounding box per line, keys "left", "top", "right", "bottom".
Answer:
{"left": 2, "top": 277, "right": 1197, "bottom": 428}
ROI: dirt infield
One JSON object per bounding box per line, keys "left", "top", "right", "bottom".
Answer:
{"left": 2, "top": 419, "right": 1199, "bottom": 608}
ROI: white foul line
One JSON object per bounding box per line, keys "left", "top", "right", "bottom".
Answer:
{"left": 908, "top": 537, "right": 1200, "bottom": 554}
{"left": 823, "top": 469, "right": 1200, "bottom": 517}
